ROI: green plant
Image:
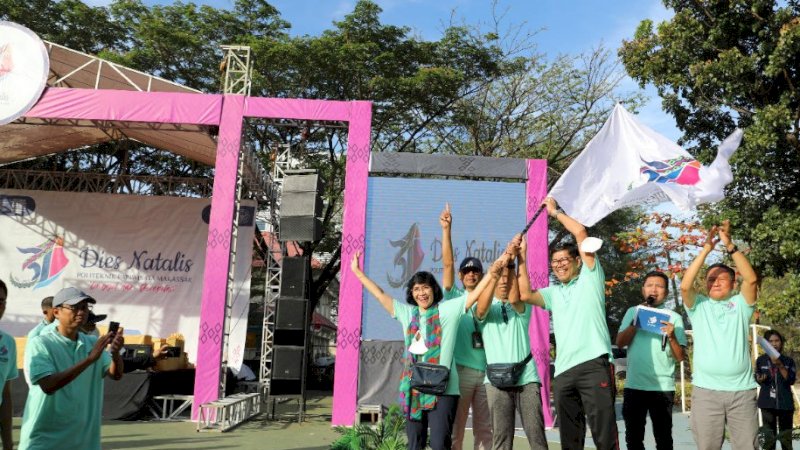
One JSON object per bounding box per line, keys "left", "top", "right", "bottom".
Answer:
{"left": 330, "top": 405, "right": 407, "bottom": 450}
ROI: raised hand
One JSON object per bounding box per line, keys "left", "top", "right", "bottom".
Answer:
{"left": 89, "top": 333, "right": 113, "bottom": 362}
{"left": 718, "top": 220, "right": 732, "bottom": 246}
{"left": 703, "top": 225, "right": 720, "bottom": 250}
{"left": 109, "top": 328, "right": 125, "bottom": 356}
{"left": 542, "top": 197, "right": 558, "bottom": 217}
{"left": 439, "top": 203, "right": 452, "bottom": 230}
{"left": 350, "top": 251, "right": 362, "bottom": 273}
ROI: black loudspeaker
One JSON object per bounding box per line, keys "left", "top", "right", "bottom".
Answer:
{"left": 276, "top": 299, "right": 307, "bottom": 330}
{"left": 279, "top": 216, "right": 322, "bottom": 242}
{"left": 280, "top": 191, "right": 323, "bottom": 217}
{"left": 272, "top": 346, "right": 304, "bottom": 380}
{"left": 280, "top": 257, "right": 308, "bottom": 298}
{"left": 283, "top": 172, "right": 322, "bottom": 193}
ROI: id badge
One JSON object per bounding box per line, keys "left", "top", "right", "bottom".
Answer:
{"left": 770, "top": 387, "right": 777, "bottom": 399}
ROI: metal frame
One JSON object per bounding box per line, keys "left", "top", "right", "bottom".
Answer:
{"left": 0, "top": 169, "right": 213, "bottom": 196}
{"left": 221, "top": 46, "right": 252, "bottom": 96}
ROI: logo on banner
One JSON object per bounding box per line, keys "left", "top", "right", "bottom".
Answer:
{"left": 387, "top": 223, "right": 425, "bottom": 288}
{"left": 9, "top": 236, "right": 70, "bottom": 290}
{"left": 640, "top": 156, "right": 701, "bottom": 186}
{"left": 0, "top": 21, "right": 49, "bottom": 125}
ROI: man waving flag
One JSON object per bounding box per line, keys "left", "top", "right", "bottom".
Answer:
{"left": 549, "top": 103, "right": 743, "bottom": 226}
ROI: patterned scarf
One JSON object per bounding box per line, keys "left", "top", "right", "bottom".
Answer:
{"left": 398, "top": 305, "right": 442, "bottom": 420}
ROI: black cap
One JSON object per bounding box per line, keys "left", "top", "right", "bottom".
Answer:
{"left": 87, "top": 312, "right": 107, "bottom": 324}
{"left": 459, "top": 257, "right": 484, "bottom": 273}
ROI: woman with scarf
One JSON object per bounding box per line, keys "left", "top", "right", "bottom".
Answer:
{"left": 351, "top": 250, "right": 509, "bottom": 450}
{"left": 755, "top": 330, "right": 796, "bottom": 450}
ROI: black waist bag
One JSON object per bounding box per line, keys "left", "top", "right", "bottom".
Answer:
{"left": 410, "top": 362, "right": 450, "bottom": 395}
{"left": 486, "top": 353, "right": 533, "bottom": 388}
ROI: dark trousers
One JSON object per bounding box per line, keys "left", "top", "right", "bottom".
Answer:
{"left": 761, "top": 408, "right": 794, "bottom": 450}
{"left": 622, "top": 389, "right": 674, "bottom": 450}
{"left": 406, "top": 395, "right": 459, "bottom": 450}
{"left": 554, "top": 355, "right": 619, "bottom": 450}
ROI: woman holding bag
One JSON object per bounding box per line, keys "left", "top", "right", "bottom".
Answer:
{"left": 350, "top": 250, "right": 509, "bottom": 450}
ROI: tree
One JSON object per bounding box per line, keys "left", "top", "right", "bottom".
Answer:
{"left": 619, "top": 0, "right": 800, "bottom": 279}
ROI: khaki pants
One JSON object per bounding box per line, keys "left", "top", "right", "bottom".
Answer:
{"left": 691, "top": 386, "right": 758, "bottom": 450}
{"left": 452, "top": 365, "right": 493, "bottom": 450}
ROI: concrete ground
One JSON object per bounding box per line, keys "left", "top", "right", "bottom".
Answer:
{"left": 7, "top": 392, "right": 798, "bottom": 449}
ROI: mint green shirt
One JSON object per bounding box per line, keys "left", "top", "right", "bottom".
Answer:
{"left": 541, "top": 259, "right": 612, "bottom": 377}
{"left": 0, "top": 330, "right": 19, "bottom": 405}
{"left": 27, "top": 320, "right": 50, "bottom": 340}
{"left": 479, "top": 300, "right": 540, "bottom": 386}
{"left": 20, "top": 328, "right": 112, "bottom": 450}
{"left": 444, "top": 286, "right": 487, "bottom": 371}
{"left": 686, "top": 293, "right": 757, "bottom": 391}
{"left": 620, "top": 305, "right": 687, "bottom": 391}
{"left": 393, "top": 296, "right": 466, "bottom": 396}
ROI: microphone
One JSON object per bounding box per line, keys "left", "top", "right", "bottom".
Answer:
{"left": 646, "top": 295, "right": 656, "bottom": 306}
{"left": 662, "top": 333, "right": 668, "bottom": 352}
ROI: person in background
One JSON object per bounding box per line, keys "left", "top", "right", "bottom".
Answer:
{"left": 439, "top": 204, "right": 492, "bottom": 450}
{"left": 0, "top": 280, "right": 19, "bottom": 450}
{"left": 616, "top": 271, "right": 686, "bottom": 450}
{"left": 20, "top": 286, "right": 124, "bottom": 450}
{"left": 755, "top": 330, "right": 796, "bottom": 450}
{"left": 80, "top": 311, "right": 107, "bottom": 337}
{"left": 680, "top": 220, "right": 759, "bottom": 450}
{"left": 26, "top": 296, "right": 54, "bottom": 339}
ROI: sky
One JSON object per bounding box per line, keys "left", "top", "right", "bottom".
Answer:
{"left": 82, "top": 0, "right": 681, "bottom": 139}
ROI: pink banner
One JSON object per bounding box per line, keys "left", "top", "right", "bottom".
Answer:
{"left": 331, "top": 102, "right": 372, "bottom": 426}
{"left": 525, "top": 159, "right": 554, "bottom": 428}
{"left": 26, "top": 87, "right": 222, "bottom": 124}
{"left": 192, "top": 95, "right": 245, "bottom": 418}
{"left": 244, "top": 97, "right": 355, "bottom": 121}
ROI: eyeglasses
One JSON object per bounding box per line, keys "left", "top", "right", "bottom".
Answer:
{"left": 59, "top": 303, "right": 93, "bottom": 312}
{"left": 550, "top": 257, "right": 574, "bottom": 267}
{"left": 501, "top": 303, "right": 509, "bottom": 324}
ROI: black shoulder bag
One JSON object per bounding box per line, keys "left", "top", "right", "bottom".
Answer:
{"left": 486, "top": 353, "right": 532, "bottom": 389}
{"left": 410, "top": 356, "right": 450, "bottom": 395}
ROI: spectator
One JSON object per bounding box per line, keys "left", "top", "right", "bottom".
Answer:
{"left": 755, "top": 330, "right": 796, "bottom": 450}
{"left": 0, "top": 280, "right": 19, "bottom": 450}
{"left": 19, "top": 286, "right": 124, "bottom": 450}
{"left": 26, "top": 296, "right": 54, "bottom": 339}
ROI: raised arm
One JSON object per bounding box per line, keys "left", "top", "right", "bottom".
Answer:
{"left": 37, "top": 334, "right": 113, "bottom": 394}
{"left": 440, "top": 204, "right": 455, "bottom": 292}
{"left": 516, "top": 234, "right": 545, "bottom": 308}
{"left": 680, "top": 226, "right": 718, "bottom": 309}
{"left": 718, "top": 220, "right": 757, "bottom": 306}
{"left": 544, "top": 197, "right": 593, "bottom": 269}
{"left": 350, "top": 251, "right": 395, "bottom": 316}
{"left": 475, "top": 253, "right": 511, "bottom": 319}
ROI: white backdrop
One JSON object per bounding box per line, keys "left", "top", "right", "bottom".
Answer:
{"left": 0, "top": 189, "right": 254, "bottom": 367}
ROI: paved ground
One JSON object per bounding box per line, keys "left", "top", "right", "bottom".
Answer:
{"left": 7, "top": 391, "right": 798, "bottom": 449}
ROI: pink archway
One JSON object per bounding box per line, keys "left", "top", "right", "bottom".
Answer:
{"left": 23, "top": 87, "right": 373, "bottom": 418}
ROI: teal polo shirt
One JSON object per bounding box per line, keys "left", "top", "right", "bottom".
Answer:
{"left": 0, "top": 330, "right": 19, "bottom": 403}
{"left": 20, "top": 328, "right": 112, "bottom": 450}
{"left": 393, "top": 296, "right": 466, "bottom": 396}
{"left": 686, "top": 293, "right": 757, "bottom": 391}
{"left": 444, "top": 286, "right": 487, "bottom": 371}
{"left": 620, "top": 305, "right": 687, "bottom": 391}
{"left": 478, "top": 300, "right": 540, "bottom": 386}
{"left": 540, "top": 259, "right": 612, "bottom": 377}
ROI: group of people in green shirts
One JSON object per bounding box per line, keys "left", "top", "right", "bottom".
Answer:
{"left": 352, "top": 197, "right": 796, "bottom": 450}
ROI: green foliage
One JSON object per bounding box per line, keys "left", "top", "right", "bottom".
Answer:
{"left": 619, "top": 1, "right": 800, "bottom": 279}
{"left": 757, "top": 271, "right": 800, "bottom": 362}
{"left": 330, "top": 405, "right": 406, "bottom": 450}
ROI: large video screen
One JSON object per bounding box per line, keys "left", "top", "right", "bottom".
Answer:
{"left": 362, "top": 177, "right": 526, "bottom": 340}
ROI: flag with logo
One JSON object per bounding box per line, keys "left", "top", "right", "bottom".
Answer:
{"left": 549, "top": 103, "right": 743, "bottom": 226}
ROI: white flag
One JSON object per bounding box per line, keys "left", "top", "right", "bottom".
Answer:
{"left": 549, "top": 103, "right": 743, "bottom": 226}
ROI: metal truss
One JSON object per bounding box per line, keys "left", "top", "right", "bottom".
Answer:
{"left": 221, "top": 46, "right": 252, "bottom": 96}
{"left": 0, "top": 169, "right": 213, "bottom": 196}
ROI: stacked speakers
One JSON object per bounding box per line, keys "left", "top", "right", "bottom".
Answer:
{"left": 270, "top": 256, "right": 310, "bottom": 395}
{"left": 279, "top": 171, "right": 323, "bottom": 242}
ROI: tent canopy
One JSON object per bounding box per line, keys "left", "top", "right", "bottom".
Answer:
{"left": 0, "top": 40, "right": 217, "bottom": 166}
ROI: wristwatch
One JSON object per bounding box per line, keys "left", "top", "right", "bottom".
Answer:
{"left": 726, "top": 244, "right": 739, "bottom": 255}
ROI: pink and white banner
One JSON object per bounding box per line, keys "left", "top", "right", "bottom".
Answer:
{"left": 0, "top": 189, "right": 254, "bottom": 368}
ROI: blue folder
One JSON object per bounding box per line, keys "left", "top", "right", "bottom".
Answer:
{"left": 634, "top": 306, "right": 671, "bottom": 335}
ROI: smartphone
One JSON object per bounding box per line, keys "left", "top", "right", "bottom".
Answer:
{"left": 108, "top": 321, "right": 120, "bottom": 336}
{"left": 164, "top": 346, "right": 181, "bottom": 358}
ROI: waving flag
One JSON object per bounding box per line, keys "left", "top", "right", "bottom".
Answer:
{"left": 549, "top": 103, "right": 743, "bottom": 226}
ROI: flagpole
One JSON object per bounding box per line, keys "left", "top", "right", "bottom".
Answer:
{"left": 521, "top": 205, "right": 547, "bottom": 235}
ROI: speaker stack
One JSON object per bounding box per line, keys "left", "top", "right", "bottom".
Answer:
{"left": 270, "top": 255, "right": 310, "bottom": 395}
{"left": 278, "top": 171, "right": 323, "bottom": 242}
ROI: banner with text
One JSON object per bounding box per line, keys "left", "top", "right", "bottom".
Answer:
{"left": 362, "top": 177, "right": 526, "bottom": 340}
{"left": 0, "top": 189, "right": 254, "bottom": 366}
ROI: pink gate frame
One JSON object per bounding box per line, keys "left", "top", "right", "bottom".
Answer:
{"left": 24, "top": 87, "right": 373, "bottom": 419}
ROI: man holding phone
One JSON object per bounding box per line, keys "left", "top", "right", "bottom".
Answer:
{"left": 20, "top": 286, "right": 124, "bottom": 450}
